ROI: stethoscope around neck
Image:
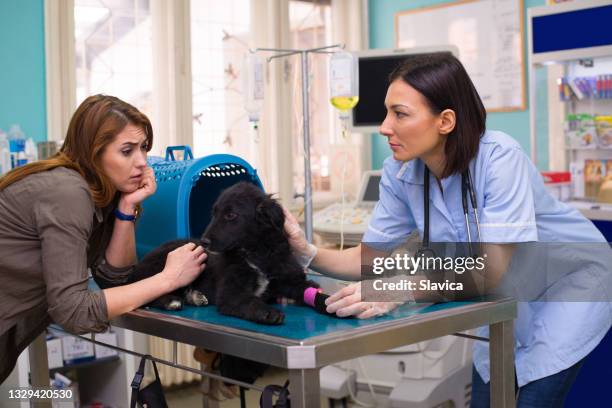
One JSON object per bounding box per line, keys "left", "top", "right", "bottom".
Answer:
{"left": 420, "top": 165, "right": 482, "bottom": 258}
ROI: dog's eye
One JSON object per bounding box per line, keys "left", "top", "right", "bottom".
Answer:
{"left": 224, "top": 212, "right": 238, "bottom": 221}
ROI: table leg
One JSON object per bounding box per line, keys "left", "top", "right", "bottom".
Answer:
{"left": 29, "top": 332, "right": 51, "bottom": 408}
{"left": 490, "top": 319, "right": 515, "bottom": 408}
{"left": 289, "top": 368, "right": 320, "bottom": 408}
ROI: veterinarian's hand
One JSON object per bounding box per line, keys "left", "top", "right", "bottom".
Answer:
{"left": 283, "top": 207, "right": 317, "bottom": 268}
{"left": 325, "top": 282, "right": 401, "bottom": 319}
{"left": 119, "top": 166, "right": 157, "bottom": 212}
{"left": 161, "top": 243, "right": 207, "bottom": 292}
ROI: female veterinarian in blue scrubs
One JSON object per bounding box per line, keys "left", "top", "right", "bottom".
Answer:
{"left": 285, "top": 54, "right": 612, "bottom": 407}
{"left": 0, "top": 95, "right": 206, "bottom": 383}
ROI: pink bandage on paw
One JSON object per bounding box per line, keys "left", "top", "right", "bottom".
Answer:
{"left": 303, "top": 287, "right": 321, "bottom": 307}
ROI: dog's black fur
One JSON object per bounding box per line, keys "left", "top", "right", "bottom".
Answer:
{"left": 129, "top": 181, "right": 317, "bottom": 325}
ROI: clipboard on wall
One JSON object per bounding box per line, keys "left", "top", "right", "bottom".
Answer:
{"left": 395, "top": 0, "right": 526, "bottom": 112}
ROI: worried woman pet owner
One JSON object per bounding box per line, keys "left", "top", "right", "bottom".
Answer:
{"left": 0, "top": 95, "right": 207, "bottom": 383}
{"left": 284, "top": 54, "right": 611, "bottom": 407}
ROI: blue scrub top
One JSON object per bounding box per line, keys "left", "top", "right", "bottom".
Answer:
{"left": 363, "top": 130, "right": 612, "bottom": 386}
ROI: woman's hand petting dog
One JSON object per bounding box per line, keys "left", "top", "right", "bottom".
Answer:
{"left": 160, "top": 243, "right": 207, "bottom": 292}
{"left": 283, "top": 207, "right": 317, "bottom": 268}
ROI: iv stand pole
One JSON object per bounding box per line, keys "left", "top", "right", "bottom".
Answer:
{"left": 255, "top": 44, "right": 342, "bottom": 243}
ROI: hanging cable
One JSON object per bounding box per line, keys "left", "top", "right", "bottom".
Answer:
{"left": 52, "top": 328, "right": 266, "bottom": 392}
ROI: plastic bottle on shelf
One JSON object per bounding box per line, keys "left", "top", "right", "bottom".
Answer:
{"left": 25, "top": 138, "right": 38, "bottom": 163}
{"left": 0, "top": 129, "right": 11, "bottom": 175}
{"left": 7, "top": 124, "right": 27, "bottom": 168}
{"left": 8, "top": 124, "right": 25, "bottom": 140}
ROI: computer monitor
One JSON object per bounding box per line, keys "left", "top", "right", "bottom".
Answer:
{"left": 357, "top": 170, "right": 382, "bottom": 206}
{"left": 349, "top": 46, "right": 459, "bottom": 134}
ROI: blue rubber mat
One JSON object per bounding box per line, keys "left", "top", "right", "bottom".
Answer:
{"left": 143, "top": 301, "right": 473, "bottom": 341}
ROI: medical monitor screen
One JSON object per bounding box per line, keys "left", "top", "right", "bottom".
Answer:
{"left": 352, "top": 52, "right": 453, "bottom": 128}
{"left": 362, "top": 175, "right": 382, "bottom": 203}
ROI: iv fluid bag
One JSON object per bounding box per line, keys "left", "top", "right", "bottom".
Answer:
{"left": 329, "top": 51, "right": 359, "bottom": 112}
{"left": 243, "top": 53, "right": 265, "bottom": 122}
{"left": 331, "top": 96, "right": 360, "bottom": 112}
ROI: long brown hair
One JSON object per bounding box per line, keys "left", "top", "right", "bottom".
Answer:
{"left": 0, "top": 95, "right": 153, "bottom": 208}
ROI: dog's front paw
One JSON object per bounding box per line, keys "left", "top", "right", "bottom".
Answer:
{"left": 164, "top": 298, "right": 183, "bottom": 310}
{"left": 185, "top": 289, "right": 209, "bottom": 306}
{"left": 253, "top": 307, "right": 285, "bottom": 325}
{"left": 152, "top": 294, "right": 184, "bottom": 310}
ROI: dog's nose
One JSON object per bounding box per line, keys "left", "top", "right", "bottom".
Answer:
{"left": 200, "top": 237, "right": 211, "bottom": 249}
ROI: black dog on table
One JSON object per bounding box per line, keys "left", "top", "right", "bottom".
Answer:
{"left": 130, "top": 181, "right": 318, "bottom": 325}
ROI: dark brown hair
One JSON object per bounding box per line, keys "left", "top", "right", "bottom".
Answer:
{"left": 0, "top": 94, "right": 153, "bottom": 207}
{"left": 389, "top": 53, "right": 486, "bottom": 178}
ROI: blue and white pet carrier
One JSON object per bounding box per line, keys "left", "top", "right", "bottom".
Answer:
{"left": 135, "top": 146, "right": 263, "bottom": 258}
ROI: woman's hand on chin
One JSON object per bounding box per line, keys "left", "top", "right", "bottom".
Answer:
{"left": 120, "top": 166, "right": 157, "bottom": 211}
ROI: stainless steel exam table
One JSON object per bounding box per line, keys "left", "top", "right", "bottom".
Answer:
{"left": 109, "top": 297, "right": 516, "bottom": 407}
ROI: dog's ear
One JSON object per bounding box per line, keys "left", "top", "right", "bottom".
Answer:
{"left": 256, "top": 195, "right": 285, "bottom": 231}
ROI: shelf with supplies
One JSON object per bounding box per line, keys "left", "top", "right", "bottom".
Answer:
{"left": 561, "top": 89, "right": 612, "bottom": 151}
{"left": 43, "top": 327, "right": 128, "bottom": 408}
{"left": 528, "top": 0, "right": 612, "bottom": 240}
{"left": 556, "top": 58, "right": 612, "bottom": 205}
{"left": 4, "top": 326, "right": 145, "bottom": 408}
{"left": 558, "top": 74, "right": 612, "bottom": 102}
